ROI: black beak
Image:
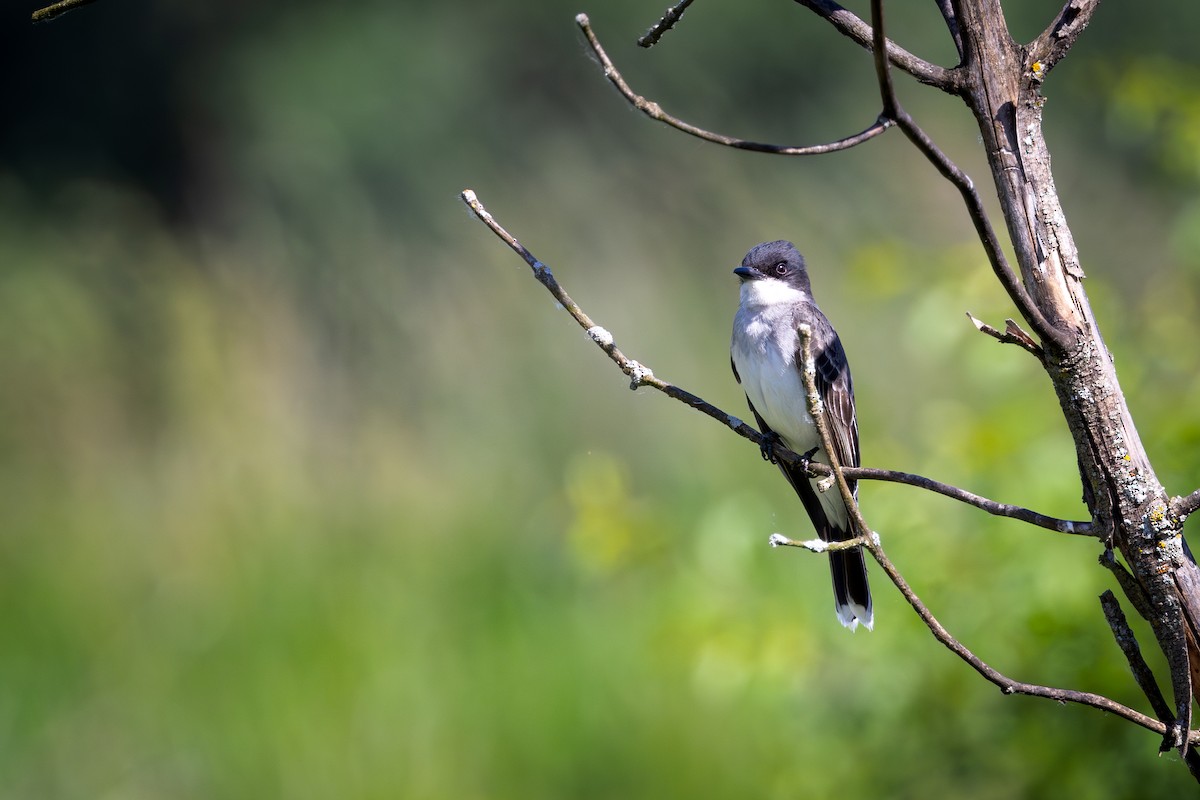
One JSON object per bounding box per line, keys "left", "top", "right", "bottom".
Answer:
{"left": 733, "top": 266, "right": 760, "bottom": 281}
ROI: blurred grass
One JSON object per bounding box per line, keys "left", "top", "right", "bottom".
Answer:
{"left": 2, "top": 1, "right": 1200, "bottom": 797}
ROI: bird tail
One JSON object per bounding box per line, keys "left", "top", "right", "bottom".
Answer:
{"left": 830, "top": 545, "right": 873, "bottom": 631}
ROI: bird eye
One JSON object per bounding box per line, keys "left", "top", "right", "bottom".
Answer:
{"left": 773, "top": 261, "right": 788, "bottom": 276}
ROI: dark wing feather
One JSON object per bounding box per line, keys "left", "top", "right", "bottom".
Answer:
{"left": 807, "top": 312, "right": 859, "bottom": 488}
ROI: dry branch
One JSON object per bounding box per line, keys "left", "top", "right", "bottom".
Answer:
{"left": 638, "top": 0, "right": 696, "bottom": 48}
{"left": 578, "top": 15, "right": 894, "bottom": 155}
{"left": 31, "top": 0, "right": 99, "bottom": 23}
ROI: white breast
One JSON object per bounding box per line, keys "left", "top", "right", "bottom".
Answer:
{"left": 730, "top": 280, "right": 818, "bottom": 455}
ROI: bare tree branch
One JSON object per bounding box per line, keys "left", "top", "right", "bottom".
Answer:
{"left": 578, "top": 15, "right": 894, "bottom": 155}
{"left": 638, "top": 0, "right": 696, "bottom": 48}
{"left": 793, "top": 0, "right": 960, "bottom": 91}
{"left": 461, "top": 188, "right": 1088, "bottom": 537}
{"left": 1027, "top": 0, "right": 1103, "bottom": 77}
{"left": 842, "top": 463, "right": 1091, "bottom": 535}
{"left": 31, "top": 0, "right": 99, "bottom": 23}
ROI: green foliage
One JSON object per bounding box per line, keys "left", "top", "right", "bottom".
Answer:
{"left": 3, "top": 2, "right": 1200, "bottom": 797}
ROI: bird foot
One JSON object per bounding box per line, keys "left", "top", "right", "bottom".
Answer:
{"left": 759, "top": 432, "right": 784, "bottom": 464}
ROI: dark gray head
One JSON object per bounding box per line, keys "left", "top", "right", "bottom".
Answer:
{"left": 733, "top": 240, "right": 811, "bottom": 295}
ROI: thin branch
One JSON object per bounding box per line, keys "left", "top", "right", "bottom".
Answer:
{"left": 578, "top": 14, "right": 894, "bottom": 155}
{"left": 31, "top": 0, "right": 99, "bottom": 23}
{"left": 638, "top": 0, "right": 696, "bottom": 48}
{"left": 797, "top": 324, "right": 866, "bottom": 539}
{"left": 838, "top": 463, "right": 1092, "bottom": 535}
{"left": 1101, "top": 590, "right": 1174, "bottom": 724}
{"left": 1173, "top": 489, "right": 1200, "bottom": 521}
{"left": 1027, "top": 0, "right": 1103, "bottom": 77}
{"left": 793, "top": 0, "right": 960, "bottom": 92}
{"left": 793, "top": 322, "right": 1195, "bottom": 743}
{"left": 934, "top": 0, "right": 965, "bottom": 62}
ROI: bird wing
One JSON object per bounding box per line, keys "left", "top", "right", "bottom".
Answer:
{"left": 804, "top": 312, "right": 860, "bottom": 487}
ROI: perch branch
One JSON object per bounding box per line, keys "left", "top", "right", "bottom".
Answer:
{"left": 462, "top": 188, "right": 1088, "bottom": 537}
{"left": 1027, "top": 0, "right": 1103, "bottom": 77}
{"left": 579, "top": 15, "right": 894, "bottom": 155}
{"left": 793, "top": 0, "right": 960, "bottom": 91}
{"left": 793, "top": 324, "right": 1193, "bottom": 743}
{"left": 638, "top": 0, "right": 696, "bottom": 48}
{"left": 31, "top": 0, "right": 99, "bottom": 23}
{"left": 838, "top": 463, "right": 1091, "bottom": 535}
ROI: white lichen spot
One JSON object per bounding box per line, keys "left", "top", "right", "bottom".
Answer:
{"left": 768, "top": 533, "right": 790, "bottom": 548}
{"left": 586, "top": 326, "right": 614, "bottom": 347}
{"left": 627, "top": 360, "right": 653, "bottom": 389}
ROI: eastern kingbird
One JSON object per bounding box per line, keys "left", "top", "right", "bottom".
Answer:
{"left": 730, "top": 240, "right": 873, "bottom": 631}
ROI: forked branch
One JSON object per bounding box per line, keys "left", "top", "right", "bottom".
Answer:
{"left": 1028, "top": 0, "right": 1104, "bottom": 77}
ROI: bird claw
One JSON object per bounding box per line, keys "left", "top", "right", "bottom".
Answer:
{"left": 799, "top": 446, "right": 819, "bottom": 473}
{"left": 759, "top": 432, "right": 783, "bottom": 464}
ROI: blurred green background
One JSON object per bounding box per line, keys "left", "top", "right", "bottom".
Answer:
{"left": 3, "top": 1, "right": 1200, "bottom": 797}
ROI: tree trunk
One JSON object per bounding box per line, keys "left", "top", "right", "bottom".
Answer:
{"left": 957, "top": 0, "right": 1200, "bottom": 747}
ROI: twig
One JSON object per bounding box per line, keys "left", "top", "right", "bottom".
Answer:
{"left": 578, "top": 14, "right": 894, "bottom": 155}
{"left": 638, "top": 0, "right": 696, "bottom": 48}
{"left": 793, "top": 0, "right": 959, "bottom": 91}
{"left": 770, "top": 532, "right": 873, "bottom": 553}
{"left": 967, "top": 313, "right": 1045, "bottom": 359}
{"left": 934, "top": 0, "right": 964, "bottom": 61}
{"left": 1173, "top": 489, "right": 1200, "bottom": 521}
{"left": 792, "top": 322, "right": 1194, "bottom": 743}
{"left": 796, "top": 324, "right": 868, "bottom": 541}
{"left": 461, "top": 189, "right": 1086, "bottom": 537}
{"left": 1027, "top": 0, "right": 1103, "bottom": 78}
{"left": 31, "top": 0, "right": 99, "bottom": 23}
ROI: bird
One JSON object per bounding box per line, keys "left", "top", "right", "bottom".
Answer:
{"left": 729, "top": 240, "right": 872, "bottom": 630}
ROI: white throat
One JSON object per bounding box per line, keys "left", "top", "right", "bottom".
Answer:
{"left": 738, "top": 276, "right": 808, "bottom": 310}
